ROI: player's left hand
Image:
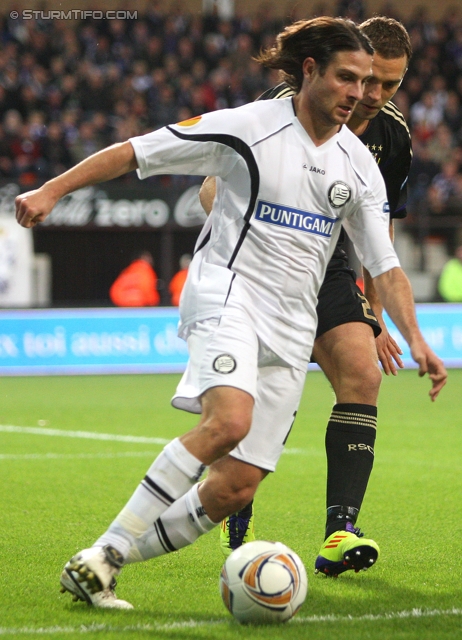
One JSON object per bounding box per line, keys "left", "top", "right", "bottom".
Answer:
{"left": 376, "top": 324, "right": 404, "bottom": 375}
{"left": 410, "top": 341, "right": 447, "bottom": 402}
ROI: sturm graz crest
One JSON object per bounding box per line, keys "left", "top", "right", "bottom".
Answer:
{"left": 213, "top": 354, "right": 236, "bottom": 374}
{"left": 328, "top": 181, "right": 352, "bottom": 208}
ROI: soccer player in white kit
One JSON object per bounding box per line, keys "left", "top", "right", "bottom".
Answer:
{"left": 209, "top": 16, "right": 415, "bottom": 574}
{"left": 16, "top": 17, "right": 446, "bottom": 609}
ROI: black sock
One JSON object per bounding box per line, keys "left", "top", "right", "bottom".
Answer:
{"left": 325, "top": 403, "right": 377, "bottom": 538}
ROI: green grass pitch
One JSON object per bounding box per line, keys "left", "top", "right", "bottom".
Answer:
{"left": 0, "top": 369, "right": 461, "bottom": 640}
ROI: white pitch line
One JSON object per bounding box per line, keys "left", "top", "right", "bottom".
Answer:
{"left": 283, "top": 447, "right": 309, "bottom": 455}
{"left": 0, "top": 425, "right": 170, "bottom": 445}
{"left": 0, "top": 424, "right": 308, "bottom": 455}
{"left": 294, "top": 607, "right": 462, "bottom": 624}
{"left": 0, "top": 451, "right": 159, "bottom": 461}
{"left": 0, "top": 608, "right": 460, "bottom": 635}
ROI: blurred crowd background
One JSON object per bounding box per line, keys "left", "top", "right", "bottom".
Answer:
{"left": 1, "top": 0, "right": 462, "bottom": 302}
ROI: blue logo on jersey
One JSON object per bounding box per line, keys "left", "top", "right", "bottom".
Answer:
{"left": 383, "top": 202, "right": 390, "bottom": 213}
{"left": 255, "top": 200, "right": 338, "bottom": 237}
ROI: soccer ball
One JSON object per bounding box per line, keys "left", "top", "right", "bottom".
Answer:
{"left": 219, "top": 540, "right": 307, "bottom": 624}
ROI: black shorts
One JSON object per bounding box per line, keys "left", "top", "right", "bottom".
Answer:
{"left": 315, "top": 267, "right": 381, "bottom": 340}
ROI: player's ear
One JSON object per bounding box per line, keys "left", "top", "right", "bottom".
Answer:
{"left": 302, "top": 57, "right": 316, "bottom": 81}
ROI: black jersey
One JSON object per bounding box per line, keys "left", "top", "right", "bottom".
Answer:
{"left": 258, "top": 83, "right": 412, "bottom": 271}
{"left": 358, "top": 102, "right": 412, "bottom": 219}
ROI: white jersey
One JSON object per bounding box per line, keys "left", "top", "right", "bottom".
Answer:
{"left": 130, "top": 98, "right": 400, "bottom": 368}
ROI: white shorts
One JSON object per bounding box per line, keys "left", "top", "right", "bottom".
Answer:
{"left": 172, "top": 314, "right": 307, "bottom": 471}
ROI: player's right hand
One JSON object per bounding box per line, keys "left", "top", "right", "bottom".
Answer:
{"left": 410, "top": 340, "right": 447, "bottom": 401}
{"left": 375, "top": 324, "right": 404, "bottom": 376}
{"left": 15, "top": 188, "right": 57, "bottom": 228}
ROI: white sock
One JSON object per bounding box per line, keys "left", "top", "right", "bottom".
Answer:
{"left": 125, "top": 483, "right": 218, "bottom": 563}
{"left": 94, "top": 439, "right": 206, "bottom": 558}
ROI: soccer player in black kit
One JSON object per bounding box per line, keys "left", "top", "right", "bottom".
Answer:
{"left": 216, "top": 16, "right": 414, "bottom": 576}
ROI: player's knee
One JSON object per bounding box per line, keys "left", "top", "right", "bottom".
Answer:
{"left": 334, "top": 360, "right": 382, "bottom": 404}
{"left": 363, "top": 361, "right": 382, "bottom": 392}
{"left": 349, "top": 363, "right": 381, "bottom": 401}
{"left": 200, "top": 414, "right": 251, "bottom": 455}
{"left": 219, "top": 414, "right": 252, "bottom": 449}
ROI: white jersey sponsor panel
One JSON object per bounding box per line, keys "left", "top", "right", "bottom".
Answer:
{"left": 130, "top": 98, "right": 400, "bottom": 368}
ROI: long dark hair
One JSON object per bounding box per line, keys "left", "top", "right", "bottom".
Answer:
{"left": 256, "top": 17, "right": 374, "bottom": 93}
